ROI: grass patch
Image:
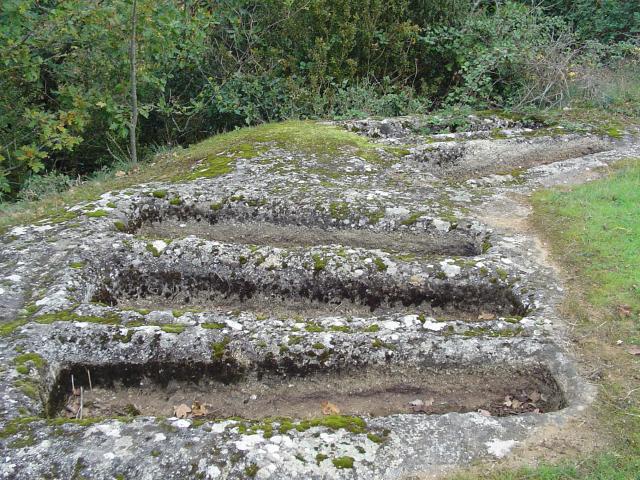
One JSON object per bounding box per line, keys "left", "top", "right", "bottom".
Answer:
{"left": 532, "top": 160, "right": 640, "bottom": 311}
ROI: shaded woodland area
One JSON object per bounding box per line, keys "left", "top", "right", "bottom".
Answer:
{"left": 1, "top": 0, "right": 638, "bottom": 199}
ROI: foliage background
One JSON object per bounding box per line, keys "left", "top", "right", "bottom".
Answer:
{"left": 0, "top": 0, "right": 638, "bottom": 199}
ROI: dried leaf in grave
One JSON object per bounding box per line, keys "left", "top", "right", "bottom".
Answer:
{"left": 511, "top": 399, "right": 523, "bottom": 409}
{"left": 191, "top": 401, "right": 208, "bottom": 417}
{"left": 174, "top": 403, "right": 191, "bottom": 419}
{"left": 529, "top": 391, "right": 541, "bottom": 403}
{"left": 477, "top": 409, "right": 492, "bottom": 417}
{"left": 115, "top": 170, "right": 127, "bottom": 177}
{"left": 321, "top": 401, "right": 340, "bottom": 415}
{"left": 408, "top": 399, "right": 425, "bottom": 413}
{"left": 617, "top": 305, "right": 632, "bottom": 318}
{"left": 424, "top": 397, "right": 434, "bottom": 407}
{"left": 628, "top": 346, "right": 640, "bottom": 356}
{"left": 503, "top": 396, "right": 513, "bottom": 407}
{"left": 478, "top": 312, "right": 495, "bottom": 321}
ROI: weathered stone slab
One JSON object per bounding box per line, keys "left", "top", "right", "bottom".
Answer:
{"left": 1, "top": 116, "right": 638, "bottom": 479}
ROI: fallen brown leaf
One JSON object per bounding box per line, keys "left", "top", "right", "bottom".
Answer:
{"left": 529, "top": 391, "right": 541, "bottom": 403}
{"left": 628, "top": 346, "right": 640, "bottom": 356}
{"left": 477, "top": 409, "right": 491, "bottom": 417}
{"left": 478, "top": 312, "right": 495, "bottom": 321}
{"left": 174, "top": 403, "right": 191, "bottom": 418}
{"left": 617, "top": 305, "right": 633, "bottom": 318}
{"left": 114, "top": 170, "right": 126, "bottom": 177}
{"left": 321, "top": 401, "right": 340, "bottom": 415}
{"left": 191, "top": 401, "right": 207, "bottom": 417}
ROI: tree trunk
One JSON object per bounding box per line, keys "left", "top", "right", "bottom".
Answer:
{"left": 129, "top": 0, "right": 138, "bottom": 164}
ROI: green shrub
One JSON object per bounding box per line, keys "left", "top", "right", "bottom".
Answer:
{"left": 17, "top": 172, "right": 75, "bottom": 202}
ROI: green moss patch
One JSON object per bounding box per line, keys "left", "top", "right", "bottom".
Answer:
{"left": 0, "top": 319, "right": 27, "bottom": 337}
{"left": 211, "top": 336, "right": 231, "bottom": 360}
{"left": 14, "top": 352, "right": 45, "bottom": 374}
{"left": 151, "top": 190, "right": 167, "bottom": 199}
{"left": 145, "top": 243, "right": 161, "bottom": 257}
{"left": 113, "top": 220, "right": 127, "bottom": 232}
{"left": 34, "top": 310, "right": 121, "bottom": 326}
{"left": 332, "top": 456, "right": 355, "bottom": 469}
{"left": 160, "top": 324, "right": 186, "bottom": 334}
{"left": 201, "top": 322, "right": 225, "bottom": 330}
{"left": 85, "top": 209, "right": 108, "bottom": 218}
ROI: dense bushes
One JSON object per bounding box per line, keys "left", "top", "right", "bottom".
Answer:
{"left": 0, "top": 0, "right": 638, "bottom": 200}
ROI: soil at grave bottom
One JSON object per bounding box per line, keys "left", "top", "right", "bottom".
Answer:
{"left": 136, "top": 219, "right": 481, "bottom": 257}
{"left": 116, "top": 294, "right": 509, "bottom": 322}
{"left": 57, "top": 367, "right": 562, "bottom": 420}
{"left": 419, "top": 137, "right": 611, "bottom": 180}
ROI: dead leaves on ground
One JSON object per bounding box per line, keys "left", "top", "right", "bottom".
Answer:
{"left": 628, "top": 345, "right": 640, "bottom": 356}
{"left": 173, "top": 401, "right": 209, "bottom": 419}
{"left": 408, "top": 397, "right": 434, "bottom": 413}
{"left": 174, "top": 404, "right": 191, "bottom": 418}
{"left": 617, "top": 304, "right": 633, "bottom": 318}
{"left": 321, "top": 401, "right": 340, "bottom": 415}
{"left": 500, "top": 391, "right": 546, "bottom": 415}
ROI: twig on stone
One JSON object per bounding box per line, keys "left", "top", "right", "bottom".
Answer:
{"left": 87, "top": 369, "right": 93, "bottom": 392}
{"left": 79, "top": 386, "right": 84, "bottom": 420}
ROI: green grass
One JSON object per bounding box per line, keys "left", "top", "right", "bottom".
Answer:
{"left": 532, "top": 160, "right": 640, "bottom": 313}
{"left": 454, "top": 159, "right": 640, "bottom": 479}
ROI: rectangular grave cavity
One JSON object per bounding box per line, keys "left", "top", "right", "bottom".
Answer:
{"left": 48, "top": 363, "right": 565, "bottom": 420}
{"left": 124, "top": 200, "right": 485, "bottom": 256}
{"left": 88, "top": 253, "right": 528, "bottom": 319}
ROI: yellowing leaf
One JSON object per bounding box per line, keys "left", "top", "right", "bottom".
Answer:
{"left": 321, "top": 401, "right": 340, "bottom": 415}
{"left": 174, "top": 403, "right": 191, "bottom": 418}
{"left": 191, "top": 401, "right": 208, "bottom": 417}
